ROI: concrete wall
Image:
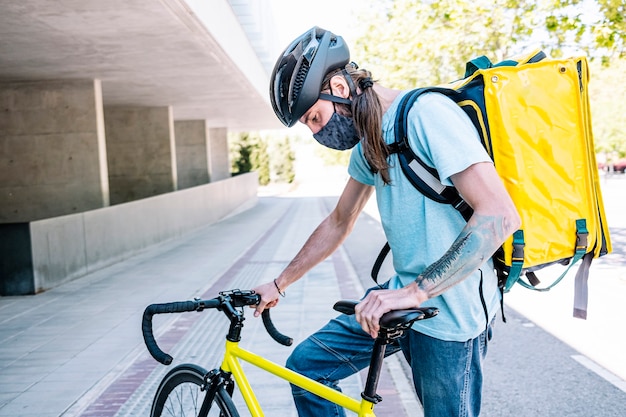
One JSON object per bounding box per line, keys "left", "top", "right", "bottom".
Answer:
{"left": 208, "top": 127, "right": 231, "bottom": 181}
{"left": 0, "top": 79, "right": 109, "bottom": 222}
{"left": 0, "top": 173, "right": 257, "bottom": 295}
{"left": 104, "top": 106, "right": 177, "bottom": 204}
{"left": 175, "top": 120, "right": 210, "bottom": 189}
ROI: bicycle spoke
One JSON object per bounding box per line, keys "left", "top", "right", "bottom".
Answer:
{"left": 162, "top": 381, "right": 201, "bottom": 416}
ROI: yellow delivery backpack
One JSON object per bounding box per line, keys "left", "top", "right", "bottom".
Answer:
{"left": 373, "top": 50, "right": 612, "bottom": 319}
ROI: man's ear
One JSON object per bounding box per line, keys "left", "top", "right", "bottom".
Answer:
{"left": 329, "top": 75, "right": 351, "bottom": 99}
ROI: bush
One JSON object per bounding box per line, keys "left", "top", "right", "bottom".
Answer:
{"left": 229, "top": 131, "right": 295, "bottom": 186}
{"left": 272, "top": 136, "right": 296, "bottom": 183}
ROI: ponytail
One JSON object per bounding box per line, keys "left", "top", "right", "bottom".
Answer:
{"left": 321, "top": 65, "right": 391, "bottom": 184}
{"left": 350, "top": 70, "right": 390, "bottom": 184}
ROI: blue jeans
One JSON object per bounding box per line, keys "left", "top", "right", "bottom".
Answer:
{"left": 286, "top": 312, "right": 492, "bottom": 417}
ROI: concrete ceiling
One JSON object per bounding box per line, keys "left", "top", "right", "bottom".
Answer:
{"left": 0, "top": 0, "right": 284, "bottom": 131}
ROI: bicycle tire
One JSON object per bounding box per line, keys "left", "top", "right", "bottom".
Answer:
{"left": 151, "top": 363, "right": 239, "bottom": 417}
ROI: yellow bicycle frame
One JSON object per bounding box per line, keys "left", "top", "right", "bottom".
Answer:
{"left": 220, "top": 340, "right": 377, "bottom": 417}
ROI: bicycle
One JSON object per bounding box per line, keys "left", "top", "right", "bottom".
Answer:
{"left": 142, "top": 289, "right": 438, "bottom": 417}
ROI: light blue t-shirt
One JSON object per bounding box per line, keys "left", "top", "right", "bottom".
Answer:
{"left": 348, "top": 91, "right": 500, "bottom": 341}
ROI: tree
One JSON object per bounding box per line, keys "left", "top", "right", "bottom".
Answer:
{"left": 588, "top": 58, "right": 626, "bottom": 159}
{"left": 353, "top": 0, "right": 542, "bottom": 88}
{"left": 544, "top": 0, "right": 625, "bottom": 62}
{"left": 272, "top": 136, "right": 296, "bottom": 183}
{"left": 229, "top": 132, "right": 270, "bottom": 185}
{"left": 253, "top": 136, "right": 271, "bottom": 186}
{"left": 352, "top": 0, "right": 625, "bottom": 88}
{"left": 314, "top": 145, "right": 351, "bottom": 168}
{"left": 351, "top": 0, "right": 626, "bottom": 157}
{"left": 230, "top": 131, "right": 300, "bottom": 185}
{"left": 230, "top": 132, "right": 253, "bottom": 175}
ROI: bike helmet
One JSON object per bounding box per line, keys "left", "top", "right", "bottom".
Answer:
{"left": 270, "top": 27, "right": 350, "bottom": 127}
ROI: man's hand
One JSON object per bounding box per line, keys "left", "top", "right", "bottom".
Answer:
{"left": 355, "top": 282, "right": 428, "bottom": 338}
{"left": 251, "top": 280, "right": 282, "bottom": 317}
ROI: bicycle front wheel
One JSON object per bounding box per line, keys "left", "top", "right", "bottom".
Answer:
{"left": 151, "top": 363, "right": 239, "bottom": 417}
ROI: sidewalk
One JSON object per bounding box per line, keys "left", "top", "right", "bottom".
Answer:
{"left": 2, "top": 167, "right": 625, "bottom": 417}
{"left": 0, "top": 184, "right": 418, "bottom": 416}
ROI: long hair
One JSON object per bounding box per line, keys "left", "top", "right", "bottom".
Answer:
{"left": 321, "top": 65, "right": 391, "bottom": 184}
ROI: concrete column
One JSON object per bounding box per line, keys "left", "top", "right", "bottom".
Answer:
{"left": 0, "top": 79, "right": 109, "bottom": 223}
{"left": 104, "top": 106, "right": 177, "bottom": 204}
{"left": 175, "top": 120, "right": 209, "bottom": 189}
{"left": 208, "top": 127, "right": 231, "bottom": 182}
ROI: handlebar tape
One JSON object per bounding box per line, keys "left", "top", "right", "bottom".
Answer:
{"left": 261, "top": 309, "right": 293, "bottom": 346}
{"left": 142, "top": 301, "right": 199, "bottom": 365}
{"left": 142, "top": 296, "right": 292, "bottom": 366}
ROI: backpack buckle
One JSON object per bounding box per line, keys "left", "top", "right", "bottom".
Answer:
{"left": 388, "top": 140, "right": 409, "bottom": 155}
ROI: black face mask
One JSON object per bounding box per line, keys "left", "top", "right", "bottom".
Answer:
{"left": 312, "top": 112, "right": 360, "bottom": 150}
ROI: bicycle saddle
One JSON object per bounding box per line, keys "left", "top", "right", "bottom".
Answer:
{"left": 333, "top": 300, "right": 438, "bottom": 330}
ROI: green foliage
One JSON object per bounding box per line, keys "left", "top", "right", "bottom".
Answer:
{"left": 353, "top": 0, "right": 542, "bottom": 88}
{"left": 544, "top": 0, "right": 625, "bottom": 61}
{"left": 314, "top": 146, "right": 351, "bottom": 168}
{"left": 351, "top": 0, "right": 626, "bottom": 157}
{"left": 229, "top": 131, "right": 296, "bottom": 185}
{"left": 271, "top": 136, "right": 296, "bottom": 183}
{"left": 589, "top": 58, "right": 626, "bottom": 159}
{"left": 253, "top": 137, "right": 271, "bottom": 185}
{"left": 353, "top": 0, "right": 626, "bottom": 89}
{"left": 230, "top": 132, "right": 254, "bottom": 175}
{"left": 229, "top": 132, "right": 270, "bottom": 185}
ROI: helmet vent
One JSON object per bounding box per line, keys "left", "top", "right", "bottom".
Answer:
{"left": 291, "top": 60, "right": 309, "bottom": 102}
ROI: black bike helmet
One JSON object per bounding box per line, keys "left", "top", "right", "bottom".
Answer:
{"left": 270, "top": 27, "right": 350, "bottom": 127}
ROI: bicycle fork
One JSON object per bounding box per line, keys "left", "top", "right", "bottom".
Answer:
{"left": 199, "top": 369, "right": 236, "bottom": 415}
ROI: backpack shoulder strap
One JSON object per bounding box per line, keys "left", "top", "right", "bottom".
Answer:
{"left": 391, "top": 88, "right": 473, "bottom": 221}
{"left": 371, "top": 88, "right": 474, "bottom": 285}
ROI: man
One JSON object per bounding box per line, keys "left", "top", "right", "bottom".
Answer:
{"left": 254, "top": 26, "right": 520, "bottom": 417}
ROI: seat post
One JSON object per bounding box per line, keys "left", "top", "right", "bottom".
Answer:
{"left": 361, "top": 330, "right": 394, "bottom": 403}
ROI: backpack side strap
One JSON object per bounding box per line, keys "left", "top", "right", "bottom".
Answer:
{"left": 371, "top": 242, "right": 390, "bottom": 286}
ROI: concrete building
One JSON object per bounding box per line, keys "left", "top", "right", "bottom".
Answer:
{"left": 0, "top": 0, "right": 284, "bottom": 295}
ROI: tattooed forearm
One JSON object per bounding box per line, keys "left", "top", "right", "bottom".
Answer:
{"left": 415, "top": 212, "right": 510, "bottom": 298}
